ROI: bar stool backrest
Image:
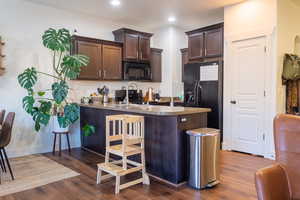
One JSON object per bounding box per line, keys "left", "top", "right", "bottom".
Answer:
{"left": 0, "top": 112, "right": 15, "bottom": 148}
{"left": 0, "top": 110, "right": 5, "bottom": 125}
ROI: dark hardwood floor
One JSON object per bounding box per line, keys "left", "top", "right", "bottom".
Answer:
{"left": 0, "top": 148, "right": 274, "bottom": 200}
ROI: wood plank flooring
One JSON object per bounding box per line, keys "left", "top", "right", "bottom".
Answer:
{"left": 0, "top": 148, "right": 274, "bottom": 200}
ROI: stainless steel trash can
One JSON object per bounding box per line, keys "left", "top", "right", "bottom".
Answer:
{"left": 186, "top": 128, "right": 220, "bottom": 189}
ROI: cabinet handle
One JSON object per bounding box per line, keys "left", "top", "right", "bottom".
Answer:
{"left": 98, "top": 70, "right": 101, "bottom": 78}
{"left": 137, "top": 51, "right": 138, "bottom": 59}
{"left": 141, "top": 52, "right": 143, "bottom": 59}
{"left": 103, "top": 70, "right": 106, "bottom": 78}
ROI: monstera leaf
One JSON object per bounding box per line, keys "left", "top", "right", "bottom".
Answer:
{"left": 32, "top": 107, "right": 51, "bottom": 131}
{"left": 39, "top": 100, "right": 52, "bottom": 113}
{"left": 64, "top": 103, "right": 79, "bottom": 123}
{"left": 57, "top": 103, "right": 79, "bottom": 128}
{"left": 52, "top": 81, "right": 68, "bottom": 104}
{"left": 42, "top": 28, "right": 71, "bottom": 52}
{"left": 61, "top": 55, "right": 89, "bottom": 79}
{"left": 18, "top": 68, "right": 37, "bottom": 90}
{"left": 22, "top": 96, "right": 35, "bottom": 114}
{"left": 82, "top": 124, "right": 96, "bottom": 137}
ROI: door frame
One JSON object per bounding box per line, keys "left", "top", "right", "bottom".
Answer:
{"left": 222, "top": 27, "right": 277, "bottom": 159}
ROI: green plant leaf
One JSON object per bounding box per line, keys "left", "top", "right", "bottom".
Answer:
{"left": 42, "top": 28, "right": 71, "bottom": 52}
{"left": 18, "top": 67, "right": 37, "bottom": 90}
{"left": 37, "top": 91, "right": 46, "bottom": 96}
{"left": 39, "top": 101, "right": 52, "bottom": 113}
{"left": 22, "top": 96, "right": 35, "bottom": 114}
{"left": 61, "top": 55, "right": 89, "bottom": 79}
{"left": 82, "top": 124, "right": 95, "bottom": 136}
{"left": 57, "top": 116, "right": 71, "bottom": 128}
{"left": 52, "top": 81, "right": 68, "bottom": 104}
{"left": 64, "top": 103, "right": 79, "bottom": 123}
{"left": 32, "top": 107, "right": 51, "bottom": 131}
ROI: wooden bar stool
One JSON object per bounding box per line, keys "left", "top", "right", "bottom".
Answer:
{"left": 96, "top": 114, "right": 150, "bottom": 194}
{"left": 52, "top": 131, "right": 71, "bottom": 156}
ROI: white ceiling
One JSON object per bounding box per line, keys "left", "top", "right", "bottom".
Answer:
{"left": 26, "top": 0, "right": 245, "bottom": 30}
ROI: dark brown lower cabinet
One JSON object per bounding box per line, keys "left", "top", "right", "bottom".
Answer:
{"left": 150, "top": 48, "right": 163, "bottom": 82}
{"left": 80, "top": 106, "right": 207, "bottom": 185}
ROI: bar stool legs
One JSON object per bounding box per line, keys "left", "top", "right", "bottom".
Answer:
{"left": 52, "top": 132, "right": 71, "bottom": 156}
{"left": 0, "top": 148, "right": 14, "bottom": 180}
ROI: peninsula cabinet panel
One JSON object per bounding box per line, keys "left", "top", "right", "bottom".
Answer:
{"left": 139, "top": 36, "right": 151, "bottom": 61}
{"left": 77, "top": 41, "right": 102, "bottom": 80}
{"left": 124, "top": 33, "right": 139, "bottom": 60}
{"left": 205, "top": 28, "right": 223, "bottom": 57}
{"left": 102, "top": 45, "right": 122, "bottom": 80}
{"left": 150, "top": 48, "right": 163, "bottom": 82}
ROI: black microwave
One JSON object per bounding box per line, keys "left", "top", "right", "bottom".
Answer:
{"left": 123, "top": 62, "right": 151, "bottom": 81}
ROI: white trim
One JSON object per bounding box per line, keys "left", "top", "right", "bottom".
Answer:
{"left": 222, "top": 28, "right": 277, "bottom": 159}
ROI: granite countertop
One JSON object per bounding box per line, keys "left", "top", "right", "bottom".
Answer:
{"left": 80, "top": 103, "right": 211, "bottom": 116}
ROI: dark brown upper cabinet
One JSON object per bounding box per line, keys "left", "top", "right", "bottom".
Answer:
{"left": 180, "top": 48, "right": 188, "bottom": 81}
{"left": 188, "top": 32, "right": 204, "bottom": 60}
{"left": 139, "top": 35, "right": 151, "bottom": 61}
{"left": 113, "top": 28, "right": 153, "bottom": 62}
{"left": 75, "top": 40, "right": 102, "bottom": 80}
{"left": 150, "top": 48, "right": 163, "bottom": 82}
{"left": 102, "top": 45, "right": 122, "bottom": 80}
{"left": 186, "top": 23, "right": 223, "bottom": 61}
{"left": 72, "top": 35, "right": 123, "bottom": 80}
{"left": 205, "top": 28, "right": 223, "bottom": 57}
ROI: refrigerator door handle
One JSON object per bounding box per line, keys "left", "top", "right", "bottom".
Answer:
{"left": 198, "top": 82, "right": 202, "bottom": 105}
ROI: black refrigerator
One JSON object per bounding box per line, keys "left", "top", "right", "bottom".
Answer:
{"left": 183, "top": 61, "right": 223, "bottom": 134}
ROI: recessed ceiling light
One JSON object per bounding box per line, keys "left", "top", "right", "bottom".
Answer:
{"left": 110, "top": 0, "right": 121, "bottom": 6}
{"left": 168, "top": 16, "right": 176, "bottom": 23}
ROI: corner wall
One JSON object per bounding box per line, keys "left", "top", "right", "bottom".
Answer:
{"left": 223, "top": 0, "right": 277, "bottom": 158}
{"left": 277, "top": 0, "right": 300, "bottom": 113}
{"left": 0, "top": 0, "right": 160, "bottom": 157}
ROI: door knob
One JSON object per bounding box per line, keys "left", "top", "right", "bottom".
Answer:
{"left": 230, "top": 100, "right": 237, "bottom": 104}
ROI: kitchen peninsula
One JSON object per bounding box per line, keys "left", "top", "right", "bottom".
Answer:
{"left": 80, "top": 103, "right": 211, "bottom": 186}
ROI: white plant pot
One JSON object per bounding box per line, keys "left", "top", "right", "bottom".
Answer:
{"left": 53, "top": 116, "right": 69, "bottom": 132}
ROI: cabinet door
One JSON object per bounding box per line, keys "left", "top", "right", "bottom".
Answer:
{"left": 124, "top": 33, "right": 139, "bottom": 60}
{"left": 77, "top": 41, "right": 102, "bottom": 80}
{"left": 188, "top": 32, "right": 204, "bottom": 60}
{"left": 102, "top": 45, "right": 122, "bottom": 80}
{"left": 205, "top": 28, "right": 223, "bottom": 57}
{"left": 139, "top": 36, "right": 151, "bottom": 62}
{"left": 150, "top": 49, "right": 162, "bottom": 82}
{"left": 181, "top": 48, "right": 188, "bottom": 82}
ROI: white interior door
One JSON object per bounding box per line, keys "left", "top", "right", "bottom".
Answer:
{"left": 230, "top": 36, "right": 266, "bottom": 155}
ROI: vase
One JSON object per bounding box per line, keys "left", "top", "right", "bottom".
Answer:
{"left": 53, "top": 116, "right": 69, "bottom": 132}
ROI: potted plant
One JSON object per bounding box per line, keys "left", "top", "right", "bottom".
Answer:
{"left": 17, "top": 28, "right": 95, "bottom": 136}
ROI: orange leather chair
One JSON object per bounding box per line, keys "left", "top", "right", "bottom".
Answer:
{"left": 255, "top": 164, "right": 291, "bottom": 200}
{"left": 255, "top": 114, "right": 300, "bottom": 200}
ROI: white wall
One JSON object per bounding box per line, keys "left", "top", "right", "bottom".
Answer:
{"left": 0, "top": 0, "right": 162, "bottom": 157}
{"left": 277, "top": 0, "right": 300, "bottom": 113}
{"left": 223, "top": 0, "right": 277, "bottom": 159}
{"left": 152, "top": 26, "right": 187, "bottom": 97}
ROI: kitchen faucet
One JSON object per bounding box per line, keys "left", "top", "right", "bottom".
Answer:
{"left": 126, "top": 81, "right": 139, "bottom": 105}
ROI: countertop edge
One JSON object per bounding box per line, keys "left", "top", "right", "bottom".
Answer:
{"left": 80, "top": 104, "right": 211, "bottom": 116}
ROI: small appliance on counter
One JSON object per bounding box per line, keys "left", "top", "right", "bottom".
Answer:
{"left": 115, "top": 89, "right": 143, "bottom": 104}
